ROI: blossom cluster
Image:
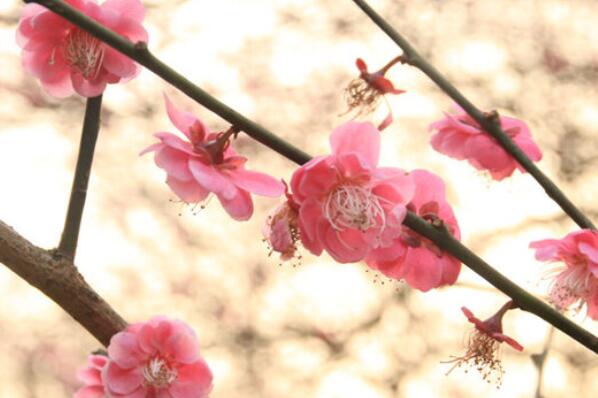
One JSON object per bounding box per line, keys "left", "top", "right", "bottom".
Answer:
{"left": 15, "top": 0, "right": 598, "bottom": 393}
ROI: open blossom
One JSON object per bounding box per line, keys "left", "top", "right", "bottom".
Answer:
{"left": 445, "top": 302, "right": 523, "bottom": 385}
{"left": 344, "top": 57, "right": 405, "bottom": 130}
{"left": 141, "top": 95, "right": 285, "bottom": 221}
{"left": 103, "top": 316, "right": 213, "bottom": 398}
{"left": 74, "top": 355, "right": 108, "bottom": 398}
{"left": 429, "top": 107, "right": 542, "bottom": 180}
{"left": 530, "top": 229, "right": 598, "bottom": 319}
{"left": 16, "top": 0, "right": 148, "bottom": 97}
{"left": 290, "top": 121, "right": 415, "bottom": 263}
{"left": 366, "top": 170, "right": 461, "bottom": 291}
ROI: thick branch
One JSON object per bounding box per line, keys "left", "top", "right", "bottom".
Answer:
{"left": 58, "top": 95, "right": 102, "bottom": 260}
{"left": 351, "top": 0, "right": 596, "bottom": 231}
{"left": 0, "top": 220, "right": 126, "bottom": 346}
{"left": 24, "top": 0, "right": 598, "bottom": 353}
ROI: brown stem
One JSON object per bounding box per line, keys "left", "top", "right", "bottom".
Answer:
{"left": 0, "top": 220, "right": 126, "bottom": 346}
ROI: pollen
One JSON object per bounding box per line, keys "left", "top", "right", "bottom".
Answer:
{"left": 63, "top": 28, "right": 105, "bottom": 79}
{"left": 142, "top": 357, "right": 177, "bottom": 389}
{"left": 444, "top": 329, "right": 505, "bottom": 386}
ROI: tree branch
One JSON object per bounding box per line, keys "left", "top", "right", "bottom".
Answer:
{"left": 0, "top": 220, "right": 126, "bottom": 346}
{"left": 351, "top": 0, "right": 596, "bottom": 231}
{"left": 21, "top": 0, "right": 598, "bottom": 353}
{"left": 58, "top": 95, "right": 102, "bottom": 260}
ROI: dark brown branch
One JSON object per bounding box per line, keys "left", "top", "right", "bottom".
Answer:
{"left": 351, "top": 0, "right": 596, "bottom": 231}
{"left": 23, "top": 0, "right": 598, "bottom": 353}
{"left": 0, "top": 220, "right": 126, "bottom": 346}
{"left": 58, "top": 95, "right": 102, "bottom": 260}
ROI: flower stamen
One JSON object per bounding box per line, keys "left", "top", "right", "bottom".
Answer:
{"left": 324, "top": 184, "right": 385, "bottom": 233}
{"left": 63, "top": 28, "right": 105, "bottom": 79}
{"left": 142, "top": 357, "right": 177, "bottom": 389}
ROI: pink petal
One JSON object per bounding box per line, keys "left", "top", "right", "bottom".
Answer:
{"left": 102, "top": 0, "right": 146, "bottom": 22}
{"left": 167, "top": 176, "right": 209, "bottom": 203}
{"left": 297, "top": 198, "right": 324, "bottom": 256}
{"left": 103, "top": 362, "right": 143, "bottom": 395}
{"left": 402, "top": 248, "right": 443, "bottom": 292}
{"left": 321, "top": 224, "right": 369, "bottom": 263}
{"left": 189, "top": 159, "right": 237, "bottom": 199}
{"left": 217, "top": 188, "right": 253, "bottom": 221}
{"left": 330, "top": 121, "right": 380, "bottom": 167}
{"left": 226, "top": 169, "right": 285, "bottom": 197}
{"left": 164, "top": 94, "right": 202, "bottom": 139}
{"left": 409, "top": 169, "right": 447, "bottom": 207}
{"left": 107, "top": 332, "right": 142, "bottom": 369}
{"left": 139, "top": 142, "right": 163, "bottom": 156}
{"left": 155, "top": 146, "right": 193, "bottom": 181}
{"left": 169, "top": 360, "right": 213, "bottom": 398}
{"left": 102, "top": 47, "right": 139, "bottom": 79}
{"left": 165, "top": 328, "right": 200, "bottom": 364}
{"left": 154, "top": 132, "right": 196, "bottom": 156}
{"left": 529, "top": 239, "right": 560, "bottom": 261}
{"left": 291, "top": 156, "right": 337, "bottom": 201}
{"left": 71, "top": 71, "right": 107, "bottom": 98}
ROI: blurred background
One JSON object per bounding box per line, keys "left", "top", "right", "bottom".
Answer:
{"left": 1, "top": 0, "right": 598, "bottom": 397}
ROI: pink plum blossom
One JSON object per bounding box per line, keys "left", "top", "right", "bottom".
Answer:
{"left": 344, "top": 57, "right": 405, "bottom": 130}
{"left": 429, "top": 107, "right": 542, "bottom": 180}
{"left": 141, "top": 95, "right": 285, "bottom": 221}
{"left": 445, "top": 302, "right": 523, "bottom": 385}
{"left": 263, "top": 185, "right": 300, "bottom": 261}
{"left": 366, "top": 169, "right": 461, "bottom": 291}
{"left": 103, "top": 316, "right": 213, "bottom": 398}
{"left": 290, "top": 121, "right": 415, "bottom": 263}
{"left": 74, "top": 355, "right": 108, "bottom": 398}
{"left": 530, "top": 229, "right": 598, "bottom": 319}
{"left": 16, "top": 0, "right": 148, "bottom": 97}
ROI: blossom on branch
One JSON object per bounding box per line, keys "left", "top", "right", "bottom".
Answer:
{"left": 445, "top": 302, "right": 523, "bottom": 385}
{"left": 290, "top": 121, "right": 414, "bottom": 263}
{"left": 429, "top": 107, "right": 542, "bottom": 180}
{"left": 103, "top": 316, "right": 213, "bottom": 398}
{"left": 16, "top": 0, "right": 148, "bottom": 97}
{"left": 263, "top": 183, "right": 301, "bottom": 262}
{"left": 365, "top": 170, "right": 461, "bottom": 291}
{"left": 530, "top": 229, "right": 598, "bottom": 319}
{"left": 74, "top": 354, "right": 108, "bottom": 398}
{"left": 344, "top": 57, "right": 405, "bottom": 130}
{"left": 141, "top": 95, "right": 285, "bottom": 221}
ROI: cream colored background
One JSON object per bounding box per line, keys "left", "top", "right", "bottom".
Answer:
{"left": 1, "top": 0, "right": 597, "bottom": 397}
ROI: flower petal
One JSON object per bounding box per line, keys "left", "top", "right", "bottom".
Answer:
{"left": 226, "top": 169, "right": 284, "bottom": 197}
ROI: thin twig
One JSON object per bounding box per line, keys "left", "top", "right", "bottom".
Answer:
{"left": 58, "top": 95, "right": 103, "bottom": 260}
{"left": 351, "top": 0, "right": 596, "bottom": 231}
{"left": 23, "top": 0, "right": 598, "bottom": 353}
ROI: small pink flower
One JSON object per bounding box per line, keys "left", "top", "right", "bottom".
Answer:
{"left": 344, "top": 57, "right": 405, "bottom": 130}
{"left": 429, "top": 107, "right": 542, "bottom": 180}
{"left": 141, "top": 95, "right": 285, "bottom": 221}
{"left": 103, "top": 316, "right": 213, "bottom": 398}
{"left": 530, "top": 229, "right": 598, "bottom": 319}
{"left": 74, "top": 354, "right": 108, "bottom": 398}
{"left": 290, "top": 121, "right": 415, "bottom": 263}
{"left": 263, "top": 185, "right": 301, "bottom": 261}
{"left": 16, "top": 0, "right": 148, "bottom": 97}
{"left": 445, "top": 302, "right": 523, "bottom": 385}
{"left": 366, "top": 170, "right": 461, "bottom": 291}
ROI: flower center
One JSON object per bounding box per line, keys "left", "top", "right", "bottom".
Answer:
{"left": 63, "top": 28, "right": 104, "bottom": 79}
{"left": 142, "top": 357, "right": 177, "bottom": 389}
{"left": 324, "top": 184, "right": 384, "bottom": 232}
